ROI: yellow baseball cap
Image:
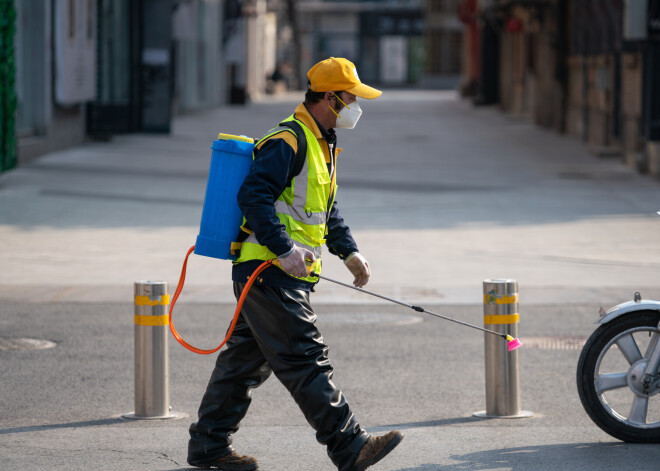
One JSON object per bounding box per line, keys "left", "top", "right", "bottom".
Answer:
{"left": 307, "top": 57, "right": 382, "bottom": 99}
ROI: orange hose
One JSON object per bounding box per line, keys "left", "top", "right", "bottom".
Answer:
{"left": 168, "top": 245, "right": 272, "bottom": 355}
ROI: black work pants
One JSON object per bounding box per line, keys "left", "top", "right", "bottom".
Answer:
{"left": 188, "top": 282, "right": 368, "bottom": 470}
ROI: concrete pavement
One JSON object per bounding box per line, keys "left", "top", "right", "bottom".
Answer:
{"left": 1, "top": 91, "right": 659, "bottom": 305}
{"left": 2, "top": 90, "right": 660, "bottom": 470}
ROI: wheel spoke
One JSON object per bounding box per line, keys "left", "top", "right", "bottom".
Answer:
{"left": 644, "top": 332, "right": 660, "bottom": 359}
{"left": 596, "top": 372, "right": 628, "bottom": 393}
{"left": 628, "top": 395, "right": 649, "bottom": 425}
{"left": 616, "top": 333, "right": 643, "bottom": 365}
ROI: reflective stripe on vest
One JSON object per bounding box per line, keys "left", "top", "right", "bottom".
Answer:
{"left": 236, "top": 114, "right": 336, "bottom": 282}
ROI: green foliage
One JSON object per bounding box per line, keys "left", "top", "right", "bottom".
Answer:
{"left": 0, "top": 0, "right": 17, "bottom": 172}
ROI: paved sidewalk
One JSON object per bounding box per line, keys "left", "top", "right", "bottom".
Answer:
{"left": 2, "top": 91, "right": 660, "bottom": 470}
{"left": 2, "top": 91, "right": 660, "bottom": 306}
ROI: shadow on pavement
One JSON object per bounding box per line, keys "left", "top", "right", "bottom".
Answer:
{"left": 380, "top": 416, "right": 490, "bottom": 430}
{"left": 442, "top": 442, "right": 658, "bottom": 470}
{"left": 0, "top": 417, "right": 127, "bottom": 435}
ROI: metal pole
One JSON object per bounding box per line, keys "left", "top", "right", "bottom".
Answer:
{"left": 123, "top": 281, "right": 180, "bottom": 420}
{"left": 474, "top": 279, "right": 533, "bottom": 419}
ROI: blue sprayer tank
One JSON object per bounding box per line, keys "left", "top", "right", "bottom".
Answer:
{"left": 194, "top": 133, "right": 255, "bottom": 260}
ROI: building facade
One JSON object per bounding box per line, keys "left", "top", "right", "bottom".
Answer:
{"left": 460, "top": 0, "right": 660, "bottom": 176}
{"left": 287, "top": 0, "right": 460, "bottom": 90}
{"left": 10, "top": 0, "right": 94, "bottom": 166}
{"left": 2, "top": 0, "right": 276, "bottom": 170}
{"left": 2, "top": 0, "right": 462, "bottom": 171}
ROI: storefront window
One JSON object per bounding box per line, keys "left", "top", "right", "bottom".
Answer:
{"left": 97, "top": 0, "right": 131, "bottom": 105}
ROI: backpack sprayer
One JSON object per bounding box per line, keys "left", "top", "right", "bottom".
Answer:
{"left": 168, "top": 133, "right": 267, "bottom": 355}
{"left": 169, "top": 133, "right": 523, "bottom": 354}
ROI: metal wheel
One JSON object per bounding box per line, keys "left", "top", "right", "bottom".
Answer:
{"left": 577, "top": 311, "right": 660, "bottom": 442}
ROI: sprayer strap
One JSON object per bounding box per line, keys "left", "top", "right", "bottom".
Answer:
{"left": 234, "top": 120, "right": 308, "bottom": 255}
{"left": 278, "top": 120, "right": 308, "bottom": 188}
{"left": 253, "top": 118, "right": 307, "bottom": 189}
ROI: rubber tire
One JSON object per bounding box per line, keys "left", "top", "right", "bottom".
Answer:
{"left": 577, "top": 310, "right": 660, "bottom": 443}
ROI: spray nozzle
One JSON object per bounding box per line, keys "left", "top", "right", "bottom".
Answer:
{"left": 505, "top": 335, "right": 523, "bottom": 351}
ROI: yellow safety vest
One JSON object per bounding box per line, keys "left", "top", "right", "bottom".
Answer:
{"left": 235, "top": 113, "right": 337, "bottom": 283}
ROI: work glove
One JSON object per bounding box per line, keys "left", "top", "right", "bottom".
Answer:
{"left": 344, "top": 252, "right": 370, "bottom": 288}
{"left": 278, "top": 246, "right": 315, "bottom": 278}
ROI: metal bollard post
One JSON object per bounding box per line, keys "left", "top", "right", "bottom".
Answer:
{"left": 474, "top": 279, "right": 533, "bottom": 419}
{"left": 123, "top": 281, "right": 180, "bottom": 420}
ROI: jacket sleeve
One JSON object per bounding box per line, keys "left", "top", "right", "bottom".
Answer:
{"left": 237, "top": 137, "right": 296, "bottom": 257}
{"left": 325, "top": 199, "right": 359, "bottom": 259}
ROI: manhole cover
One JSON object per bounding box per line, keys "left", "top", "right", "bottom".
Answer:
{"left": 521, "top": 336, "right": 588, "bottom": 350}
{"left": 319, "top": 312, "right": 423, "bottom": 326}
{"left": 0, "top": 337, "right": 57, "bottom": 352}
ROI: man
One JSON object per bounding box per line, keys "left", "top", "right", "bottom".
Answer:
{"left": 187, "top": 57, "right": 403, "bottom": 471}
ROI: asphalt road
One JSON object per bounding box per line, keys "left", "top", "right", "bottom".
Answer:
{"left": 2, "top": 300, "right": 660, "bottom": 470}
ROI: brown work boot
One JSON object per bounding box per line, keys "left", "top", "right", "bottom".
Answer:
{"left": 190, "top": 450, "right": 259, "bottom": 470}
{"left": 353, "top": 430, "right": 403, "bottom": 471}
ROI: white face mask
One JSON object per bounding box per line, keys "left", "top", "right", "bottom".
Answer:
{"left": 330, "top": 94, "right": 362, "bottom": 129}
{"left": 335, "top": 101, "right": 362, "bottom": 129}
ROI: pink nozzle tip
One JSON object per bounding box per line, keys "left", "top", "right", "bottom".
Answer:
{"left": 507, "top": 338, "right": 523, "bottom": 351}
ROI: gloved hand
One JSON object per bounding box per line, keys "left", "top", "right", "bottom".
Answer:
{"left": 344, "top": 252, "right": 370, "bottom": 288}
{"left": 278, "top": 246, "right": 316, "bottom": 278}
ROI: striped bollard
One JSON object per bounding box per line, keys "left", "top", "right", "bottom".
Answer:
{"left": 123, "top": 281, "right": 180, "bottom": 420}
{"left": 474, "top": 279, "right": 533, "bottom": 419}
